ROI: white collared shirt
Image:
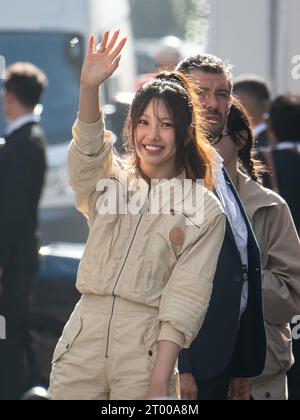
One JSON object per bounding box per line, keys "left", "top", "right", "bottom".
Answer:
{"left": 213, "top": 151, "right": 249, "bottom": 316}
{"left": 4, "top": 113, "right": 39, "bottom": 137}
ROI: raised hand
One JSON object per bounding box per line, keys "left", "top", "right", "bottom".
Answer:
{"left": 80, "top": 30, "right": 127, "bottom": 88}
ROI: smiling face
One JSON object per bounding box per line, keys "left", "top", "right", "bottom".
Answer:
{"left": 189, "top": 70, "right": 232, "bottom": 138}
{"left": 134, "top": 98, "right": 179, "bottom": 180}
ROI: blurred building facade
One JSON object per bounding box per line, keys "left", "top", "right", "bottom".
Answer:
{"left": 207, "top": 0, "right": 300, "bottom": 95}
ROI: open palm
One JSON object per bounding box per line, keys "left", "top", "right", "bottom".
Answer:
{"left": 80, "top": 30, "right": 127, "bottom": 87}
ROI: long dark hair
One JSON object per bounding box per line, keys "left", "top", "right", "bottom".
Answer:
{"left": 123, "top": 71, "right": 214, "bottom": 189}
{"left": 227, "top": 97, "right": 265, "bottom": 183}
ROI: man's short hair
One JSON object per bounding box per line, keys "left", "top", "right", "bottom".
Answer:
{"left": 176, "top": 53, "right": 233, "bottom": 90}
{"left": 270, "top": 94, "right": 300, "bottom": 142}
{"left": 4, "top": 62, "right": 48, "bottom": 108}
{"left": 233, "top": 75, "right": 271, "bottom": 112}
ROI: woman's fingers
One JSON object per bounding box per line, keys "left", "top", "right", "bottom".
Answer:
{"left": 88, "top": 30, "right": 126, "bottom": 71}
{"left": 110, "top": 37, "right": 127, "bottom": 61}
{"left": 105, "top": 29, "right": 121, "bottom": 54}
{"left": 100, "top": 30, "right": 110, "bottom": 51}
{"left": 88, "top": 34, "right": 95, "bottom": 54}
{"left": 111, "top": 55, "right": 122, "bottom": 72}
{"left": 89, "top": 30, "right": 117, "bottom": 55}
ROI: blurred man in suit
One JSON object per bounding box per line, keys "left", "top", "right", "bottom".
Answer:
{"left": 233, "top": 75, "right": 272, "bottom": 148}
{"left": 0, "top": 62, "right": 47, "bottom": 400}
{"left": 261, "top": 94, "right": 300, "bottom": 233}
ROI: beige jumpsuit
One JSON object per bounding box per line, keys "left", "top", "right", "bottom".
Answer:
{"left": 48, "top": 116, "right": 226, "bottom": 400}
{"left": 49, "top": 295, "right": 179, "bottom": 400}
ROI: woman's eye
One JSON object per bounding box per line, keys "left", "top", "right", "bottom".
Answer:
{"left": 138, "top": 119, "right": 148, "bottom": 125}
{"left": 161, "top": 122, "right": 174, "bottom": 128}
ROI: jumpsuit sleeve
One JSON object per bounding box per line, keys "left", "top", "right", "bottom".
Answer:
{"left": 158, "top": 204, "right": 226, "bottom": 348}
{"left": 68, "top": 114, "right": 115, "bottom": 220}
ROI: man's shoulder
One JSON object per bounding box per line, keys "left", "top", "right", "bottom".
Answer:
{"left": 28, "top": 123, "right": 46, "bottom": 148}
{"left": 13, "top": 123, "right": 46, "bottom": 150}
{"left": 6, "top": 124, "right": 46, "bottom": 165}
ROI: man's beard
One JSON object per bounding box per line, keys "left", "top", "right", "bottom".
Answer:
{"left": 206, "top": 119, "right": 227, "bottom": 143}
{"left": 204, "top": 110, "right": 225, "bottom": 136}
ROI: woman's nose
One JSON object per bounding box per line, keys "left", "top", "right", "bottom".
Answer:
{"left": 147, "top": 124, "right": 160, "bottom": 141}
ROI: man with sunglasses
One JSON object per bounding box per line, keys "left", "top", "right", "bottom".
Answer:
{"left": 176, "top": 54, "right": 266, "bottom": 400}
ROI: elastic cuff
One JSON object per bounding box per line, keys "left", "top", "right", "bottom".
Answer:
{"left": 76, "top": 112, "right": 104, "bottom": 136}
{"left": 158, "top": 322, "right": 185, "bottom": 348}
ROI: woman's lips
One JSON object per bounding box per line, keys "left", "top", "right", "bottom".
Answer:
{"left": 143, "top": 144, "right": 164, "bottom": 154}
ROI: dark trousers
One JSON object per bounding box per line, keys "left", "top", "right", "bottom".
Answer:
{"left": 0, "top": 266, "right": 35, "bottom": 400}
{"left": 196, "top": 362, "right": 232, "bottom": 400}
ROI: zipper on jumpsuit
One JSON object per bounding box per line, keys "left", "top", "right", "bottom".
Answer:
{"left": 105, "top": 213, "right": 144, "bottom": 358}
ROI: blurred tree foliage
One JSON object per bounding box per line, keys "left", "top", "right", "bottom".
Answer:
{"left": 129, "top": 0, "right": 208, "bottom": 42}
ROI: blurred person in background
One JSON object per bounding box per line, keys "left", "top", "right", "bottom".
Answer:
{"left": 216, "top": 98, "right": 300, "bottom": 400}
{"left": 261, "top": 94, "right": 300, "bottom": 400}
{"left": 261, "top": 94, "right": 300, "bottom": 234}
{"left": 233, "top": 75, "right": 272, "bottom": 149}
{"left": 154, "top": 36, "right": 182, "bottom": 71}
{"left": 177, "top": 54, "right": 266, "bottom": 400}
{"left": 136, "top": 36, "right": 182, "bottom": 90}
{"left": 0, "top": 62, "right": 47, "bottom": 400}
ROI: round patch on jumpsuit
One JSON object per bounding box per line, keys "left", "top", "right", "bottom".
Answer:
{"left": 169, "top": 227, "right": 185, "bottom": 247}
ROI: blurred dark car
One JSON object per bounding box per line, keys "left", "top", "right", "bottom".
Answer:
{"left": 30, "top": 243, "right": 83, "bottom": 387}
